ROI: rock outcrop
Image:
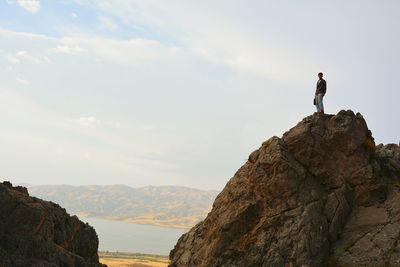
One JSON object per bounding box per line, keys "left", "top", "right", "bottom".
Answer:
{"left": 0, "top": 181, "right": 105, "bottom": 267}
{"left": 170, "top": 110, "right": 400, "bottom": 267}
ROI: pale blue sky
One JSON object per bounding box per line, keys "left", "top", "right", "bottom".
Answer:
{"left": 1, "top": 0, "right": 399, "bottom": 190}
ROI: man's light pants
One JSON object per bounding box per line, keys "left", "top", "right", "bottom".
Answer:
{"left": 316, "top": 93, "right": 324, "bottom": 113}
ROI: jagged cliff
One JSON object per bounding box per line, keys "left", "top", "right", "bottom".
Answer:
{"left": 0, "top": 181, "right": 105, "bottom": 267}
{"left": 169, "top": 110, "right": 400, "bottom": 267}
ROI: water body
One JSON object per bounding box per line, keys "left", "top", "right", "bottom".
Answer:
{"left": 80, "top": 217, "right": 186, "bottom": 255}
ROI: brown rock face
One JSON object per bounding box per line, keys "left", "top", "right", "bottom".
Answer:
{"left": 169, "top": 110, "right": 400, "bottom": 267}
{"left": 0, "top": 181, "right": 105, "bottom": 267}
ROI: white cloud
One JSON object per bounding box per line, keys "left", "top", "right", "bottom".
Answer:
{"left": 43, "top": 56, "right": 52, "bottom": 63}
{"left": 15, "top": 51, "right": 27, "bottom": 57}
{"left": 53, "top": 45, "right": 85, "bottom": 55}
{"left": 14, "top": 50, "right": 51, "bottom": 64}
{"left": 52, "top": 36, "right": 182, "bottom": 65}
{"left": 99, "top": 16, "right": 119, "bottom": 32}
{"left": 16, "top": 77, "right": 30, "bottom": 85}
{"left": 4, "top": 51, "right": 51, "bottom": 65}
{"left": 71, "top": 12, "right": 78, "bottom": 18}
{"left": 76, "top": 116, "right": 102, "bottom": 126}
{"left": 0, "top": 27, "right": 54, "bottom": 40}
{"left": 187, "top": 30, "right": 315, "bottom": 81}
{"left": 72, "top": 1, "right": 314, "bottom": 81}
{"left": 70, "top": 116, "right": 122, "bottom": 128}
{"left": 15, "top": 0, "right": 40, "bottom": 13}
{"left": 6, "top": 55, "right": 20, "bottom": 65}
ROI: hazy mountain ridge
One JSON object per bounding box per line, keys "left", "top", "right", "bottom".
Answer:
{"left": 28, "top": 184, "right": 219, "bottom": 229}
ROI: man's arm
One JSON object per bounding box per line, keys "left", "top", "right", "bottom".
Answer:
{"left": 323, "top": 80, "right": 327, "bottom": 95}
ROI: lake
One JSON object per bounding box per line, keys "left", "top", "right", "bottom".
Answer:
{"left": 80, "top": 217, "right": 186, "bottom": 255}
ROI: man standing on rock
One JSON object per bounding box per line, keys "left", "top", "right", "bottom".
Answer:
{"left": 315, "top": 72, "right": 327, "bottom": 113}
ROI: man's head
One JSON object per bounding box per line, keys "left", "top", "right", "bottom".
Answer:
{"left": 318, "top": 72, "right": 323, "bottom": 79}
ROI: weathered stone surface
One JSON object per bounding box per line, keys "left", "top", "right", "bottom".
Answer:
{"left": 169, "top": 110, "right": 400, "bottom": 267}
{"left": 0, "top": 181, "right": 105, "bottom": 267}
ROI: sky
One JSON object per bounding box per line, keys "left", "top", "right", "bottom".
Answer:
{"left": 0, "top": 0, "right": 399, "bottom": 190}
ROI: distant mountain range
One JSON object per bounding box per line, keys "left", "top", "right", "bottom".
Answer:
{"left": 27, "top": 184, "right": 219, "bottom": 229}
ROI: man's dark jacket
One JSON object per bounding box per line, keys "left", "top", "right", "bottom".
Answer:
{"left": 316, "top": 79, "right": 327, "bottom": 95}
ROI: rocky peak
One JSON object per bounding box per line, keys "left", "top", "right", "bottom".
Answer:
{"left": 0, "top": 181, "right": 105, "bottom": 267}
{"left": 169, "top": 110, "right": 400, "bottom": 266}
